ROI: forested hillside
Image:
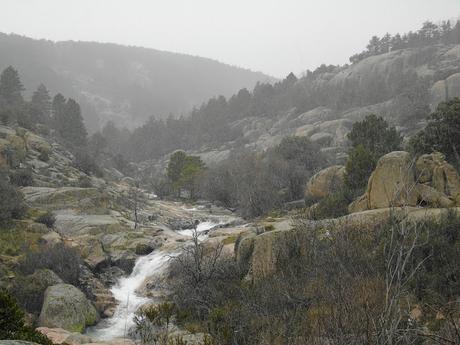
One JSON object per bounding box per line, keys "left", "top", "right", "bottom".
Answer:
{"left": 0, "top": 33, "right": 272, "bottom": 130}
{"left": 96, "top": 20, "right": 460, "bottom": 164}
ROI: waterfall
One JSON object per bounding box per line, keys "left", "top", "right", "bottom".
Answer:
{"left": 86, "top": 220, "right": 221, "bottom": 340}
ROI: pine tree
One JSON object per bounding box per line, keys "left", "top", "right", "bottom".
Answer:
{"left": 30, "top": 84, "right": 51, "bottom": 124}
{"left": 52, "top": 95, "right": 87, "bottom": 147}
{"left": 52, "top": 93, "right": 66, "bottom": 133}
{"left": 0, "top": 66, "right": 24, "bottom": 106}
{"left": 63, "top": 98, "right": 87, "bottom": 147}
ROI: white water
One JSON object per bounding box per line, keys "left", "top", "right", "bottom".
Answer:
{"left": 86, "top": 220, "right": 221, "bottom": 340}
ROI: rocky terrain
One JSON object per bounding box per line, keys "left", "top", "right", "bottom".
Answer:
{"left": 0, "top": 125, "right": 255, "bottom": 344}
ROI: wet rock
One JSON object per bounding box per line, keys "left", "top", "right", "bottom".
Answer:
{"left": 78, "top": 266, "right": 117, "bottom": 318}
{"left": 111, "top": 252, "right": 137, "bottom": 274}
{"left": 135, "top": 243, "right": 155, "bottom": 255}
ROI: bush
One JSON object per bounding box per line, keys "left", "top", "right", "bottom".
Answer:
{"left": 9, "top": 168, "right": 33, "bottom": 186}
{"left": 0, "top": 110, "right": 9, "bottom": 125}
{"left": 344, "top": 144, "right": 376, "bottom": 194}
{"left": 74, "top": 149, "right": 103, "bottom": 177}
{"left": 36, "top": 211, "right": 56, "bottom": 229}
{"left": 307, "top": 190, "right": 351, "bottom": 220}
{"left": 0, "top": 176, "right": 26, "bottom": 222}
{"left": 77, "top": 175, "right": 93, "bottom": 188}
{"left": 0, "top": 289, "right": 52, "bottom": 345}
{"left": 12, "top": 275, "right": 47, "bottom": 314}
{"left": 20, "top": 243, "right": 82, "bottom": 285}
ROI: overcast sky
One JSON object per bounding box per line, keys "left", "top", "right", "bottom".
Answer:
{"left": 1, "top": 0, "right": 460, "bottom": 78}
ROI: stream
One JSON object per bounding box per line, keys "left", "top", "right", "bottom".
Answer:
{"left": 86, "top": 220, "right": 225, "bottom": 340}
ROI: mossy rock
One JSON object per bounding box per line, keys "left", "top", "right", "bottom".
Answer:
{"left": 38, "top": 283, "right": 99, "bottom": 333}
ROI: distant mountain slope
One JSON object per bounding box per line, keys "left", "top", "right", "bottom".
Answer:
{"left": 0, "top": 33, "right": 273, "bottom": 130}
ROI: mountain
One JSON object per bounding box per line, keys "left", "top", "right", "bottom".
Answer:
{"left": 0, "top": 33, "right": 273, "bottom": 130}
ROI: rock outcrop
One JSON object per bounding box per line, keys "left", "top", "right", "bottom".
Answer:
{"left": 39, "top": 284, "right": 99, "bottom": 333}
{"left": 305, "top": 165, "right": 345, "bottom": 200}
{"left": 367, "top": 151, "right": 417, "bottom": 209}
{"left": 348, "top": 151, "right": 460, "bottom": 213}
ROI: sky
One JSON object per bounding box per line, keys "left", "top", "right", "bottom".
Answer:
{"left": 1, "top": 0, "right": 460, "bottom": 78}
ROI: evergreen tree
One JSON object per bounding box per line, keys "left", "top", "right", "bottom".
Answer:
{"left": 0, "top": 289, "right": 25, "bottom": 339}
{"left": 167, "top": 150, "right": 188, "bottom": 186}
{"left": 53, "top": 95, "right": 87, "bottom": 147}
{"left": 0, "top": 289, "right": 52, "bottom": 345}
{"left": 0, "top": 66, "right": 24, "bottom": 106}
{"left": 30, "top": 84, "right": 51, "bottom": 124}
{"left": 52, "top": 93, "right": 66, "bottom": 132}
{"left": 63, "top": 98, "right": 87, "bottom": 147}
{"left": 347, "top": 114, "right": 402, "bottom": 159}
{"left": 409, "top": 97, "right": 460, "bottom": 166}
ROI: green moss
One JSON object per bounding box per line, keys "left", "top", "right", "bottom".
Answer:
{"left": 25, "top": 208, "right": 43, "bottom": 219}
{"left": 222, "top": 235, "right": 238, "bottom": 245}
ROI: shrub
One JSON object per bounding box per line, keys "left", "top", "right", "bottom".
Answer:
{"left": 77, "top": 175, "right": 93, "bottom": 188}
{"left": 344, "top": 144, "right": 376, "bottom": 194}
{"left": 307, "top": 190, "right": 350, "bottom": 220}
{"left": 0, "top": 176, "right": 26, "bottom": 222}
{"left": 0, "top": 111, "right": 9, "bottom": 125}
{"left": 0, "top": 289, "right": 52, "bottom": 345}
{"left": 74, "top": 149, "right": 103, "bottom": 177}
{"left": 20, "top": 243, "right": 82, "bottom": 285}
{"left": 36, "top": 211, "right": 56, "bottom": 229}
{"left": 16, "top": 110, "right": 33, "bottom": 130}
{"left": 9, "top": 168, "right": 33, "bottom": 186}
{"left": 12, "top": 275, "right": 47, "bottom": 314}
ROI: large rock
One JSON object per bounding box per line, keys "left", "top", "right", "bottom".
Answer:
{"left": 415, "top": 152, "right": 444, "bottom": 183}
{"left": 415, "top": 184, "right": 453, "bottom": 208}
{"left": 432, "top": 163, "right": 460, "bottom": 200}
{"left": 415, "top": 152, "right": 460, "bottom": 201}
{"left": 30, "top": 268, "right": 63, "bottom": 287}
{"left": 39, "top": 284, "right": 99, "bottom": 333}
{"left": 305, "top": 165, "right": 345, "bottom": 199}
{"left": 349, "top": 151, "right": 460, "bottom": 213}
{"left": 367, "top": 151, "right": 417, "bottom": 209}
{"left": 0, "top": 341, "right": 39, "bottom": 345}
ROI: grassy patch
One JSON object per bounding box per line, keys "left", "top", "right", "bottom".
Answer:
{"left": 0, "top": 221, "right": 42, "bottom": 257}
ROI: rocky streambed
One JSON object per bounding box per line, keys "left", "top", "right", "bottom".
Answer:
{"left": 85, "top": 217, "right": 231, "bottom": 340}
{"left": 19, "top": 181, "right": 247, "bottom": 344}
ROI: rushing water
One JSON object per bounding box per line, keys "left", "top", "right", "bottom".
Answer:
{"left": 86, "top": 220, "right": 222, "bottom": 340}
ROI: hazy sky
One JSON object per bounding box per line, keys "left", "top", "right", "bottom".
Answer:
{"left": 1, "top": 0, "right": 460, "bottom": 78}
